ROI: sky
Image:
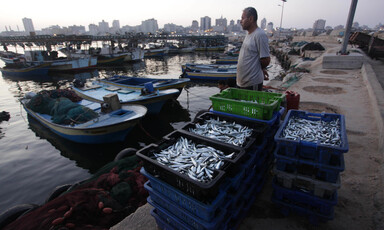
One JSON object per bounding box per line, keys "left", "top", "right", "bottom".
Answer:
{"left": 0, "top": 0, "right": 383, "bottom": 31}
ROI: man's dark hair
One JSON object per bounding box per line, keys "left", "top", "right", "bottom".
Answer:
{"left": 244, "top": 7, "right": 258, "bottom": 22}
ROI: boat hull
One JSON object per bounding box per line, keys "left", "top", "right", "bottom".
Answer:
{"left": 183, "top": 71, "right": 236, "bottom": 81}
{"left": 22, "top": 100, "right": 147, "bottom": 144}
{"left": 97, "top": 54, "right": 127, "bottom": 65}
{"left": 0, "top": 64, "right": 50, "bottom": 78}
{"left": 99, "top": 76, "right": 190, "bottom": 99}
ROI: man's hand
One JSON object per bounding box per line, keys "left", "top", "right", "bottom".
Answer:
{"left": 263, "top": 69, "right": 269, "bottom": 80}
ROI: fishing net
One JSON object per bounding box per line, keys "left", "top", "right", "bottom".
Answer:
{"left": 3, "top": 156, "right": 148, "bottom": 230}
{"left": 26, "top": 90, "right": 98, "bottom": 125}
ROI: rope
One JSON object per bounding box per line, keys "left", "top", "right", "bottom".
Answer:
{"left": 137, "top": 121, "right": 158, "bottom": 142}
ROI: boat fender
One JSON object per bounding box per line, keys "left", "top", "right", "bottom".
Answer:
{"left": 114, "top": 148, "right": 138, "bottom": 161}
{"left": 44, "top": 184, "right": 72, "bottom": 204}
{"left": 0, "top": 204, "right": 39, "bottom": 229}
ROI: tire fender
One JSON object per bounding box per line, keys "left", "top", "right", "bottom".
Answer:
{"left": 0, "top": 204, "right": 39, "bottom": 229}
{"left": 114, "top": 148, "right": 138, "bottom": 161}
{"left": 45, "top": 184, "right": 72, "bottom": 204}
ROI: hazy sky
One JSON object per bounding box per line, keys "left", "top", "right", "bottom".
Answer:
{"left": 1, "top": 0, "right": 383, "bottom": 31}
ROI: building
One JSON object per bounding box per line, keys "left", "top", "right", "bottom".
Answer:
{"left": 216, "top": 16, "right": 227, "bottom": 27}
{"left": 98, "top": 20, "right": 109, "bottom": 33}
{"left": 141, "top": 18, "right": 158, "bottom": 34}
{"left": 352, "top": 22, "right": 359, "bottom": 29}
{"left": 191, "top": 20, "right": 199, "bottom": 32}
{"left": 334, "top": 25, "right": 344, "bottom": 30}
{"left": 68, "top": 25, "right": 86, "bottom": 35}
{"left": 88, "top": 24, "right": 98, "bottom": 35}
{"left": 22, "top": 17, "right": 35, "bottom": 34}
{"left": 260, "top": 18, "right": 267, "bottom": 30}
{"left": 200, "top": 16, "right": 211, "bottom": 31}
{"left": 313, "top": 19, "right": 326, "bottom": 33}
{"left": 112, "top": 20, "right": 120, "bottom": 33}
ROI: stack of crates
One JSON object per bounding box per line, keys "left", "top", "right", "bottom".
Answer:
{"left": 272, "top": 110, "right": 349, "bottom": 224}
{"left": 137, "top": 88, "right": 286, "bottom": 229}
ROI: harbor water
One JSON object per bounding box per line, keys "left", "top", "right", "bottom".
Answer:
{"left": 0, "top": 52, "right": 283, "bottom": 213}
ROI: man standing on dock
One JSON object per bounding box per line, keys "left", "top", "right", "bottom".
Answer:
{"left": 237, "top": 7, "right": 270, "bottom": 91}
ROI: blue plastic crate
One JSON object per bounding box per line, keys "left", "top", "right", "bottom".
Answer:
{"left": 274, "top": 147, "right": 344, "bottom": 183}
{"left": 211, "top": 106, "right": 285, "bottom": 127}
{"left": 272, "top": 197, "right": 332, "bottom": 225}
{"left": 148, "top": 195, "right": 226, "bottom": 230}
{"left": 151, "top": 208, "right": 191, "bottom": 230}
{"left": 141, "top": 168, "right": 231, "bottom": 222}
{"left": 274, "top": 110, "right": 349, "bottom": 165}
{"left": 272, "top": 179, "right": 337, "bottom": 217}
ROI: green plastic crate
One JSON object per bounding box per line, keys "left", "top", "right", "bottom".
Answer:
{"left": 209, "top": 88, "right": 285, "bottom": 120}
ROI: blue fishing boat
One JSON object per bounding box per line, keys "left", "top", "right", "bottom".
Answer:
{"left": 0, "top": 63, "right": 51, "bottom": 78}
{"left": 100, "top": 76, "right": 190, "bottom": 97}
{"left": 21, "top": 93, "right": 147, "bottom": 144}
{"left": 72, "top": 81, "right": 179, "bottom": 114}
{"left": 181, "top": 65, "right": 236, "bottom": 81}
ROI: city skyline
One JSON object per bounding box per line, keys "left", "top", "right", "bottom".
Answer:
{"left": 1, "top": 0, "right": 383, "bottom": 32}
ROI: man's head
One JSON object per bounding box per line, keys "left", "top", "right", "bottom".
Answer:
{"left": 241, "top": 7, "right": 258, "bottom": 31}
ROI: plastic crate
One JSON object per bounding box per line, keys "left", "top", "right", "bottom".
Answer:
{"left": 210, "top": 88, "right": 285, "bottom": 120}
{"left": 273, "top": 166, "right": 340, "bottom": 199}
{"left": 151, "top": 208, "right": 191, "bottom": 230}
{"left": 211, "top": 106, "right": 285, "bottom": 127}
{"left": 272, "top": 180, "right": 336, "bottom": 224}
{"left": 136, "top": 131, "right": 246, "bottom": 201}
{"left": 182, "top": 111, "right": 269, "bottom": 148}
{"left": 274, "top": 147, "right": 344, "bottom": 183}
{"left": 272, "top": 179, "right": 337, "bottom": 217}
{"left": 274, "top": 110, "right": 349, "bottom": 165}
{"left": 142, "top": 169, "right": 231, "bottom": 222}
{"left": 148, "top": 195, "right": 226, "bottom": 230}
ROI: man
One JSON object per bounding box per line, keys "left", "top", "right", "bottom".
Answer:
{"left": 237, "top": 7, "right": 270, "bottom": 91}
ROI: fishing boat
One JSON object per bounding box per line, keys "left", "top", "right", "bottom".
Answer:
{"left": 24, "top": 50, "right": 97, "bottom": 72}
{"left": 195, "top": 45, "right": 226, "bottom": 52}
{"left": 0, "top": 63, "right": 51, "bottom": 78}
{"left": 214, "top": 56, "right": 238, "bottom": 64}
{"left": 72, "top": 81, "right": 180, "bottom": 114}
{"left": 100, "top": 75, "right": 190, "bottom": 97}
{"left": 181, "top": 66, "right": 236, "bottom": 81}
{"left": 182, "top": 63, "right": 237, "bottom": 71}
{"left": 124, "top": 47, "right": 144, "bottom": 62}
{"left": 144, "top": 43, "right": 169, "bottom": 57}
{"left": 21, "top": 92, "right": 147, "bottom": 144}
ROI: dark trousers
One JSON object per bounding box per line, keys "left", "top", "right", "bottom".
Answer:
{"left": 238, "top": 82, "right": 263, "bottom": 91}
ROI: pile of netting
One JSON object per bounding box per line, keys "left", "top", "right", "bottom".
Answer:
{"left": 3, "top": 155, "right": 148, "bottom": 230}
{"left": 26, "top": 89, "right": 99, "bottom": 125}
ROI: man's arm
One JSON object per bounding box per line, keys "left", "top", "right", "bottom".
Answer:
{"left": 260, "top": 57, "right": 270, "bottom": 80}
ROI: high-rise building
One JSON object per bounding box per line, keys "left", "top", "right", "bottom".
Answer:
{"left": 98, "top": 20, "right": 109, "bottom": 33}
{"left": 200, "top": 16, "right": 211, "bottom": 31}
{"left": 261, "top": 18, "right": 267, "bottom": 30}
{"left": 191, "top": 20, "right": 199, "bottom": 31}
{"left": 112, "top": 20, "right": 120, "bottom": 30}
{"left": 215, "top": 16, "right": 227, "bottom": 27}
{"left": 141, "top": 18, "right": 158, "bottom": 34}
{"left": 88, "top": 24, "right": 98, "bottom": 35}
{"left": 313, "top": 19, "right": 326, "bottom": 32}
{"left": 22, "top": 17, "right": 35, "bottom": 33}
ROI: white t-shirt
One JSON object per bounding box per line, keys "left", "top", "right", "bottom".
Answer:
{"left": 236, "top": 27, "right": 270, "bottom": 87}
